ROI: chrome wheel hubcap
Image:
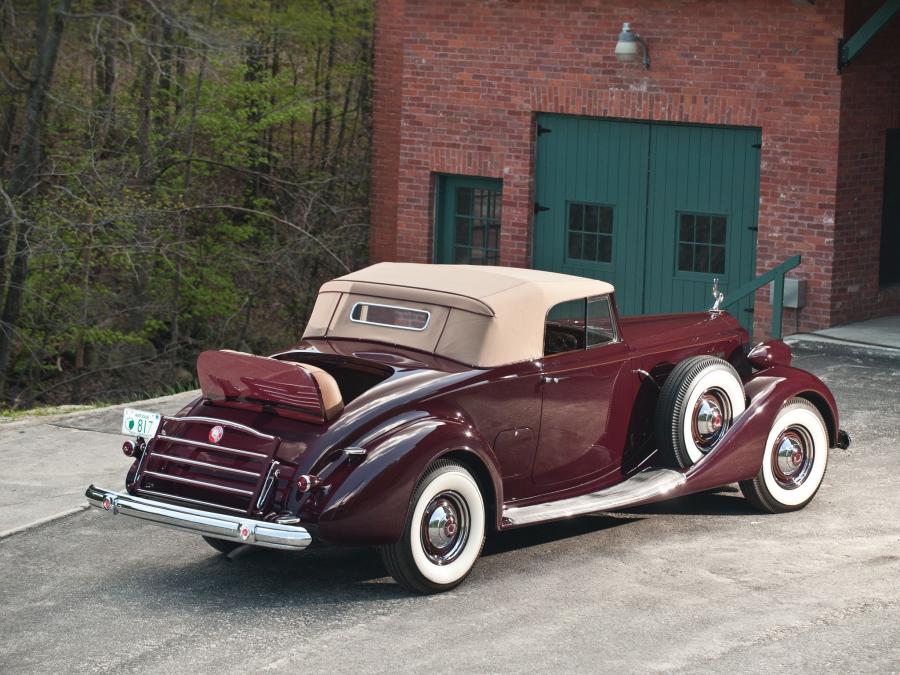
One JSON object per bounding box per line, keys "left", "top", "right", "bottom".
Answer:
{"left": 421, "top": 492, "right": 469, "bottom": 565}
{"left": 692, "top": 389, "right": 731, "bottom": 451}
{"left": 772, "top": 425, "right": 815, "bottom": 489}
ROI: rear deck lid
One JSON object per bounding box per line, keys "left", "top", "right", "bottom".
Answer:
{"left": 198, "top": 350, "right": 337, "bottom": 424}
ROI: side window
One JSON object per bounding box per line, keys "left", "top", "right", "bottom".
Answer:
{"left": 587, "top": 296, "right": 616, "bottom": 346}
{"left": 544, "top": 295, "right": 616, "bottom": 356}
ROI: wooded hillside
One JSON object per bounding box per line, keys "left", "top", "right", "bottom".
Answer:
{"left": 0, "top": 0, "right": 373, "bottom": 409}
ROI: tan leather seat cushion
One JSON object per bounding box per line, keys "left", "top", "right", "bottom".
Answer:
{"left": 296, "top": 363, "right": 344, "bottom": 421}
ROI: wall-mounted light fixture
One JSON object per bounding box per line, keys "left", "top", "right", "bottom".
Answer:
{"left": 614, "top": 22, "right": 650, "bottom": 69}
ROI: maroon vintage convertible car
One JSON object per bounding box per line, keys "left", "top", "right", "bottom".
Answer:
{"left": 87, "top": 263, "right": 849, "bottom": 593}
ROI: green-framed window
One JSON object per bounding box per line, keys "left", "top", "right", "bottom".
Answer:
{"left": 435, "top": 175, "right": 502, "bottom": 265}
{"left": 676, "top": 212, "right": 727, "bottom": 275}
{"left": 566, "top": 202, "right": 614, "bottom": 264}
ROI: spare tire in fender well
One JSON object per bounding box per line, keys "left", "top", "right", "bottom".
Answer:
{"left": 654, "top": 356, "right": 746, "bottom": 469}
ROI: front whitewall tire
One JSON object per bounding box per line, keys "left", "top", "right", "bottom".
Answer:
{"left": 741, "top": 398, "right": 829, "bottom": 513}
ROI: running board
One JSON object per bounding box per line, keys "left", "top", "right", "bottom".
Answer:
{"left": 502, "top": 468, "right": 686, "bottom": 527}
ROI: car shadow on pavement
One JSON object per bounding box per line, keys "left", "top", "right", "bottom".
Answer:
{"left": 624, "top": 485, "right": 758, "bottom": 516}
{"left": 100, "top": 488, "right": 756, "bottom": 603}
{"left": 483, "top": 513, "right": 637, "bottom": 556}
{"left": 481, "top": 487, "right": 756, "bottom": 557}
{"left": 105, "top": 517, "right": 642, "bottom": 603}
{"left": 121, "top": 542, "right": 411, "bottom": 602}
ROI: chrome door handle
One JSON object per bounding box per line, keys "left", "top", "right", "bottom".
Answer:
{"left": 541, "top": 375, "right": 561, "bottom": 384}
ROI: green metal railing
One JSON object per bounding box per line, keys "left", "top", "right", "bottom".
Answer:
{"left": 723, "top": 255, "right": 801, "bottom": 340}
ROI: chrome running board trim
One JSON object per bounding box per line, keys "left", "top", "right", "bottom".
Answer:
{"left": 86, "top": 485, "right": 312, "bottom": 550}
{"left": 502, "top": 468, "right": 686, "bottom": 527}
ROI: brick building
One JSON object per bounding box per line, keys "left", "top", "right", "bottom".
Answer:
{"left": 370, "top": 0, "right": 900, "bottom": 336}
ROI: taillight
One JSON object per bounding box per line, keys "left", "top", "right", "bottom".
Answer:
{"left": 122, "top": 441, "right": 136, "bottom": 457}
{"left": 296, "top": 475, "right": 321, "bottom": 493}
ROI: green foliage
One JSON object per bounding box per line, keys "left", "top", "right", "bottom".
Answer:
{"left": 0, "top": 0, "right": 373, "bottom": 409}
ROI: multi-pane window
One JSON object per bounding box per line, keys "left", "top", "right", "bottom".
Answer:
{"left": 677, "top": 212, "right": 727, "bottom": 274}
{"left": 453, "top": 185, "right": 501, "bottom": 265}
{"left": 567, "top": 202, "right": 613, "bottom": 263}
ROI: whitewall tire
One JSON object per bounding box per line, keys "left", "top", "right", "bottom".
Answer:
{"left": 655, "top": 356, "right": 746, "bottom": 469}
{"left": 741, "top": 398, "right": 829, "bottom": 513}
{"left": 380, "top": 460, "right": 486, "bottom": 594}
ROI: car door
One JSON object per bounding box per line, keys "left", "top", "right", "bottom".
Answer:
{"left": 532, "top": 296, "right": 630, "bottom": 489}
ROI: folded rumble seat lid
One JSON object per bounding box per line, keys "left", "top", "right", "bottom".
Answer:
{"left": 197, "top": 350, "right": 343, "bottom": 424}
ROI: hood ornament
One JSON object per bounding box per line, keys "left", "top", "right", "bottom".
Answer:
{"left": 709, "top": 278, "right": 724, "bottom": 316}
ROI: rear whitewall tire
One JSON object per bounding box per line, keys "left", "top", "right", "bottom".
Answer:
{"left": 741, "top": 398, "right": 829, "bottom": 513}
{"left": 380, "top": 460, "right": 486, "bottom": 594}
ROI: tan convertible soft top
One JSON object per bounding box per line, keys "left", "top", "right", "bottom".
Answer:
{"left": 303, "top": 263, "right": 614, "bottom": 367}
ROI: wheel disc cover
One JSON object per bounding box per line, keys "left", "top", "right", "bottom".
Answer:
{"left": 771, "top": 425, "right": 815, "bottom": 490}
{"left": 420, "top": 491, "right": 469, "bottom": 565}
{"left": 691, "top": 387, "right": 732, "bottom": 451}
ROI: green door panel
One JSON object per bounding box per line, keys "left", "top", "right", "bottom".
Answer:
{"left": 643, "top": 123, "right": 759, "bottom": 325}
{"left": 533, "top": 114, "right": 760, "bottom": 330}
{"left": 533, "top": 114, "right": 649, "bottom": 316}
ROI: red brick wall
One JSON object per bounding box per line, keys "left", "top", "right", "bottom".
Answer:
{"left": 832, "top": 2, "right": 900, "bottom": 324}
{"left": 370, "top": 0, "right": 405, "bottom": 262}
{"left": 372, "top": 0, "right": 851, "bottom": 332}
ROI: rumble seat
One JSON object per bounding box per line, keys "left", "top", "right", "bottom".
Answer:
{"left": 295, "top": 363, "right": 344, "bottom": 421}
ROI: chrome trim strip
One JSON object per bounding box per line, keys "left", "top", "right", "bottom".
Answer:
{"left": 162, "top": 416, "right": 277, "bottom": 441}
{"left": 86, "top": 485, "right": 312, "bottom": 550}
{"left": 349, "top": 301, "right": 431, "bottom": 332}
{"left": 502, "top": 468, "right": 686, "bottom": 527}
{"left": 132, "top": 439, "right": 150, "bottom": 484}
{"left": 142, "top": 471, "right": 254, "bottom": 496}
{"left": 150, "top": 453, "right": 261, "bottom": 478}
{"left": 136, "top": 489, "right": 247, "bottom": 514}
{"left": 255, "top": 461, "right": 280, "bottom": 511}
{"left": 155, "top": 435, "right": 269, "bottom": 460}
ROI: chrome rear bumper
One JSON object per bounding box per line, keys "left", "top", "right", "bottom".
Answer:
{"left": 85, "top": 485, "right": 312, "bottom": 550}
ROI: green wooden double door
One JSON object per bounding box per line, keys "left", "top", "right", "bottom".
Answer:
{"left": 533, "top": 114, "right": 761, "bottom": 328}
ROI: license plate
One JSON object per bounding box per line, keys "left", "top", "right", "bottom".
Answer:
{"left": 121, "top": 408, "right": 161, "bottom": 438}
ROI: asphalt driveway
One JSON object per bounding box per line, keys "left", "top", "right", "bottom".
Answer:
{"left": 0, "top": 348, "right": 898, "bottom": 673}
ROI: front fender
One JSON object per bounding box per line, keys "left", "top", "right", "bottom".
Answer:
{"left": 316, "top": 416, "right": 502, "bottom": 546}
{"left": 679, "top": 365, "right": 839, "bottom": 494}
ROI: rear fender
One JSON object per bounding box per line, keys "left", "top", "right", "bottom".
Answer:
{"left": 316, "top": 416, "right": 502, "bottom": 546}
{"left": 680, "top": 366, "right": 839, "bottom": 494}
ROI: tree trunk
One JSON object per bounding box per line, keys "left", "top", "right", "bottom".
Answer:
{"left": 92, "top": 0, "right": 116, "bottom": 154}
{"left": 155, "top": 21, "right": 173, "bottom": 136}
{"left": 0, "top": 102, "right": 17, "bottom": 174}
{"left": 136, "top": 17, "right": 158, "bottom": 186}
{"left": 0, "top": 0, "right": 72, "bottom": 401}
{"left": 319, "top": 0, "right": 336, "bottom": 171}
